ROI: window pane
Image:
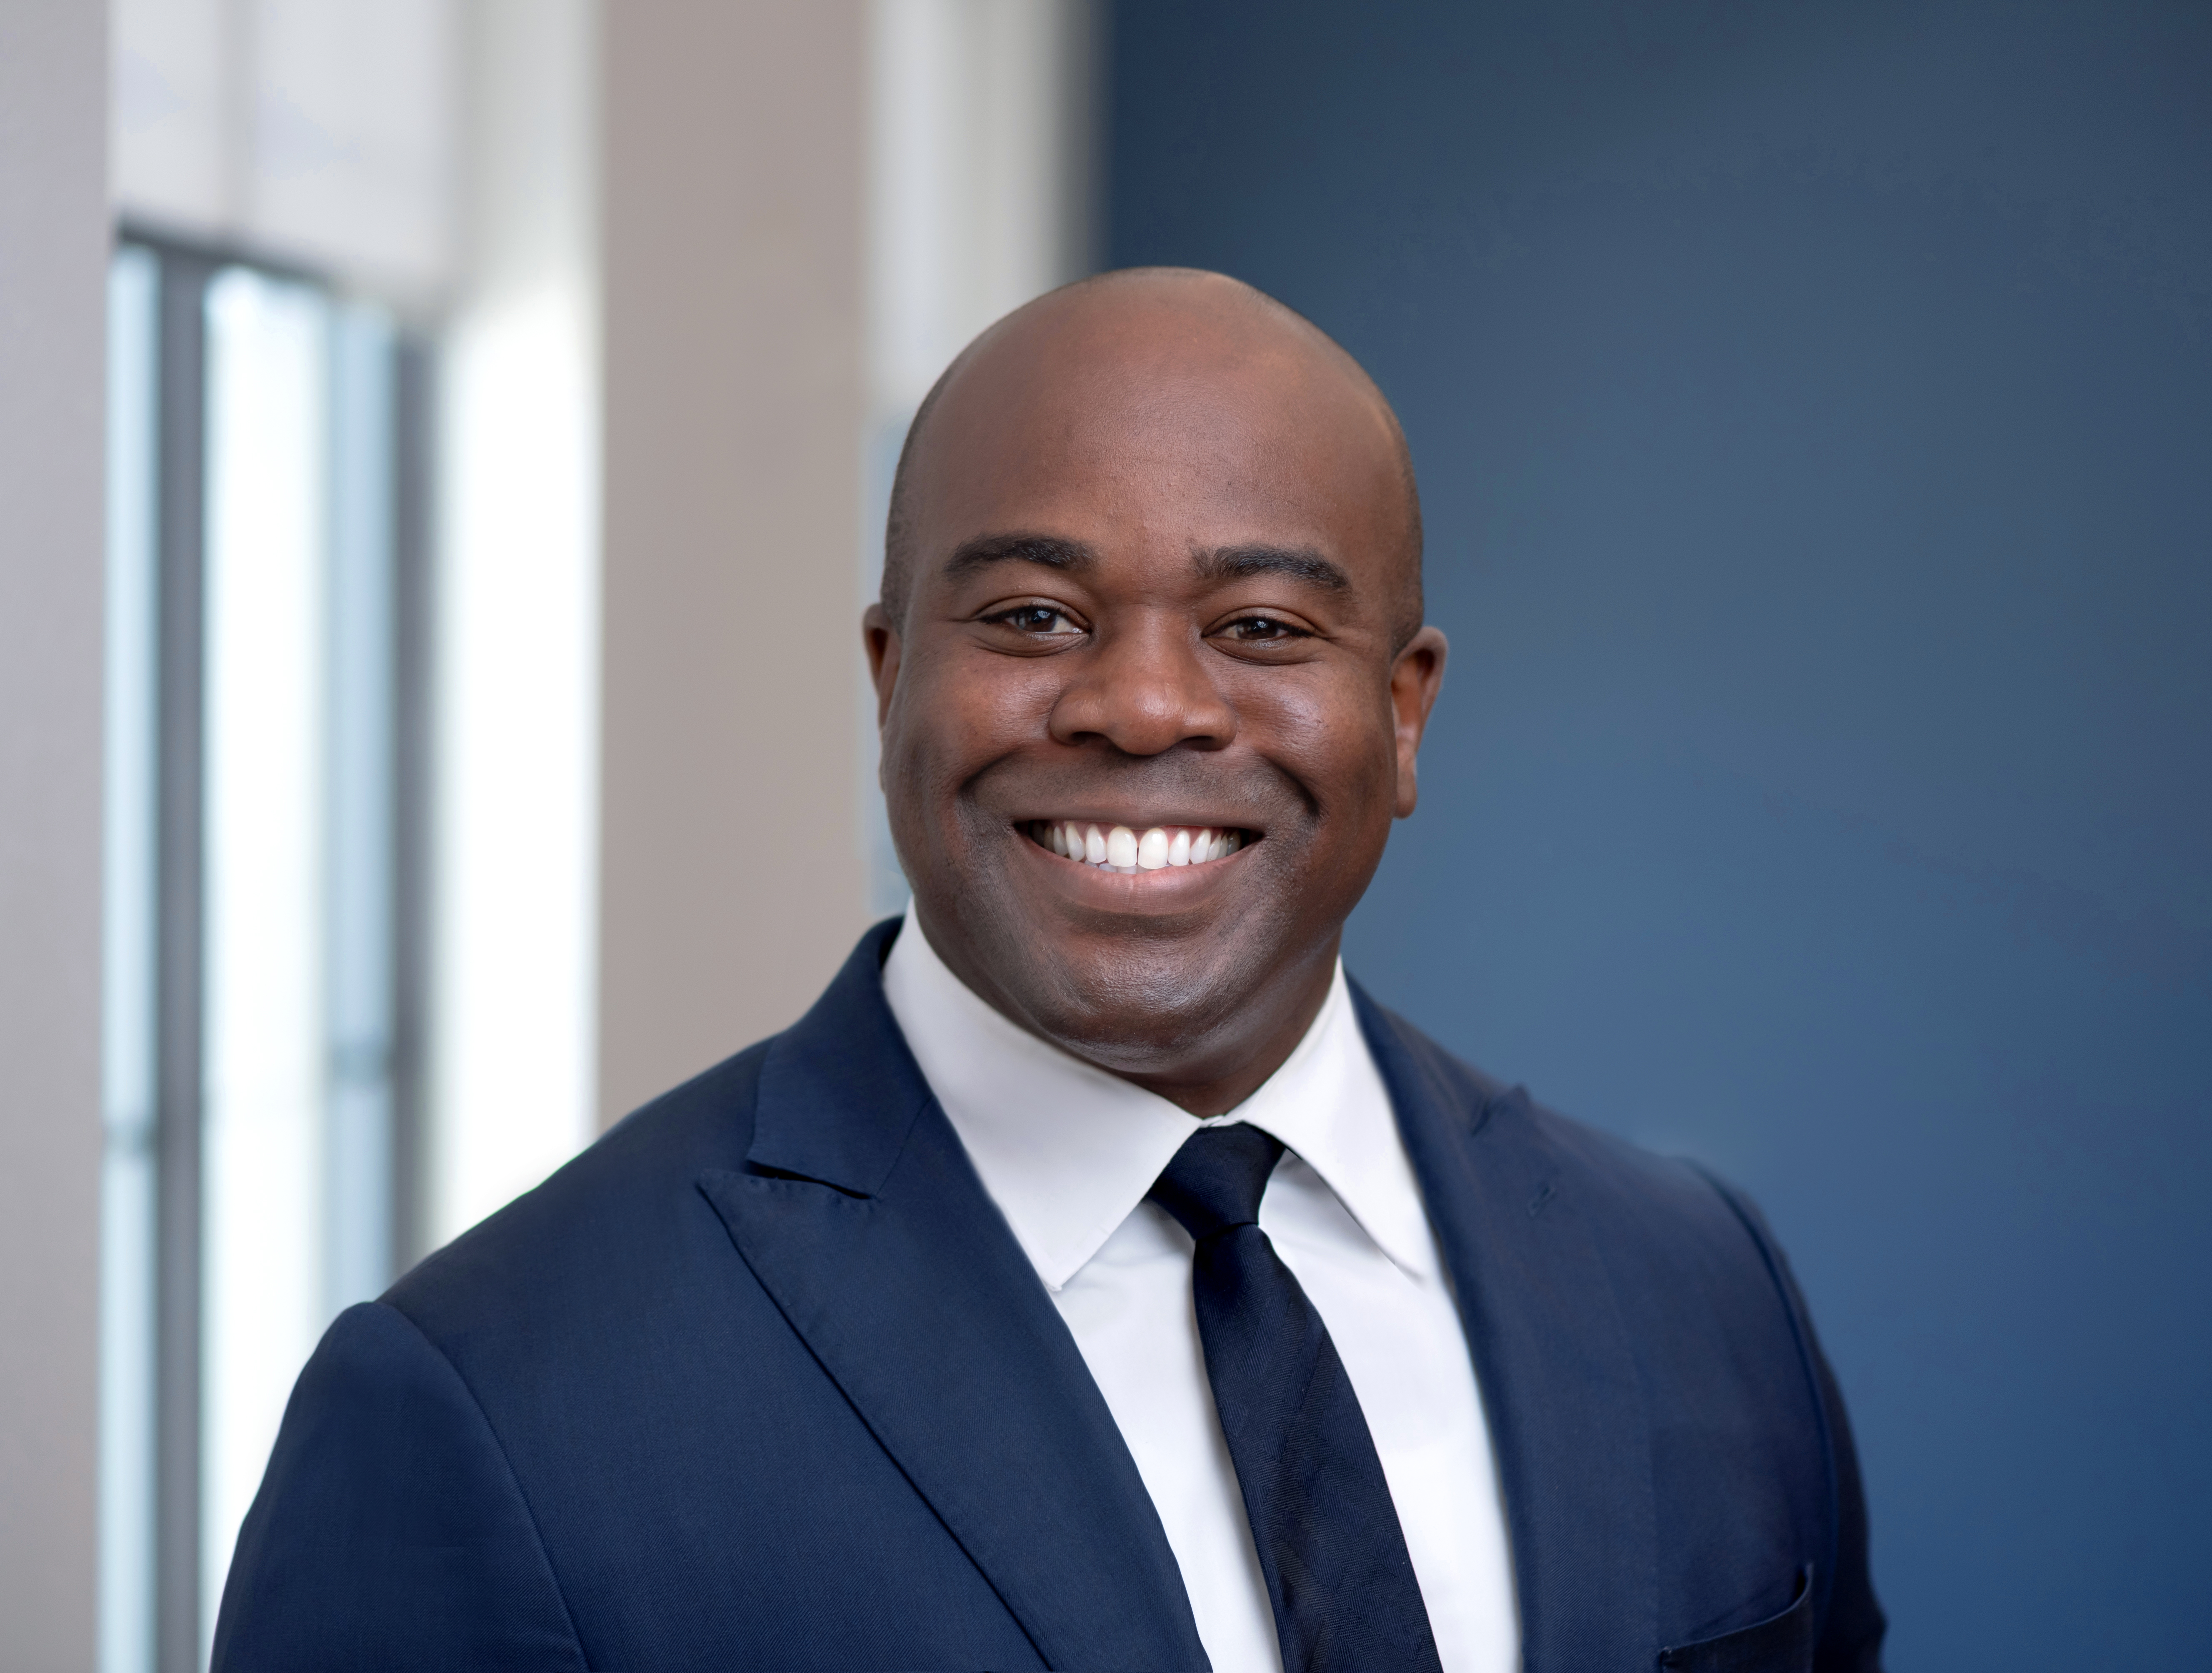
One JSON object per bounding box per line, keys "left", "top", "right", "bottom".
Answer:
{"left": 199, "top": 267, "right": 333, "bottom": 1639}
{"left": 325, "top": 305, "right": 399, "bottom": 1316}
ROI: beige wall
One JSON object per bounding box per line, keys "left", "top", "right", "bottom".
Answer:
{"left": 598, "top": 1, "right": 872, "bottom": 1124}
{"left": 0, "top": 1, "right": 108, "bottom": 1663}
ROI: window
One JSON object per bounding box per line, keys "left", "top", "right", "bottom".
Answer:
{"left": 102, "top": 236, "right": 431, "bottom": 1673}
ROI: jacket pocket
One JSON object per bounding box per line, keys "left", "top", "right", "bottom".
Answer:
{"left": 1657, "top": 1565, "right": 1814, "bottom": 1673}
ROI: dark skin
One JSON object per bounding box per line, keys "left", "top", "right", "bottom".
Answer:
{"left": 865, "top": 270, "right": 1447, "bottom": 1116}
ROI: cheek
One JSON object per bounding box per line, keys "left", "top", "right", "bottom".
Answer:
{"left": 884, "top": 650, "right": 1056, "bottom": 809}
{"left": 1242, "top": 672, "right": 1400, "bottom": 831}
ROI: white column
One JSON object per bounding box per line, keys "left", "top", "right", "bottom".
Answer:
{"left": 0, "top": 0, "right": 109, "bottom": 1664}
{"left": 430, "top": 0, "right": 602, "bottom": 1243}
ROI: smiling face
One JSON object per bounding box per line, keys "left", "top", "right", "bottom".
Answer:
{"left": 865, "top": 270, "right": 1447, "bottom": 1115}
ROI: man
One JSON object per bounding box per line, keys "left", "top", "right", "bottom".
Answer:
{"left": 216, "top": 270, "right": 1885, "bottom": 1671}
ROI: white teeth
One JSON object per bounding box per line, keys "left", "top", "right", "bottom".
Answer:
{"left": 1032, "top": 820, "right": 1247, "bottom": 869}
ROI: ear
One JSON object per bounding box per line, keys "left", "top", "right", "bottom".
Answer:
{"left": 1388, "top": 625, "right": 1448, "bottom": 819}
{"left": 862, "top": 603, "right": 901, "bottom": 728}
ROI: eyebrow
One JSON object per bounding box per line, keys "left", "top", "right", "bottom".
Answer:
{"left": 1192, "top": 544, "right": 1351, "bottom": 592}
{"left": 939, "top": 533, "right": 1351, "bottom": 595}
{"left": 941, "top": 533, "right": 1097, "bottom": 584}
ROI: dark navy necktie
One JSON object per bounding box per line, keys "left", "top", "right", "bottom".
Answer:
{"left": 1147, "top": 1123, "right": 1445, "bottom": 1673}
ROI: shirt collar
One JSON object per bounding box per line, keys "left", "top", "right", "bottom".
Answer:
{"left": 880, "top": 905, "right": 1436, "bottom": 1291}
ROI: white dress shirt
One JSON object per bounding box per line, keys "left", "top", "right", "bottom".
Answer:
{"left": 882, "top": 907, "right": 1521, "bottom": 1673}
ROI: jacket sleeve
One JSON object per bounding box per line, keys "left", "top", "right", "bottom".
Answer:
{"left": 1697, "top": 1173, "right": 1888, "bottom": 1673}
{"left": 1803, "top": 1310, "right": 1887, "bottom": 1673}
{"left": 211, "top": 1300, "right": 589, "bottom": 1673}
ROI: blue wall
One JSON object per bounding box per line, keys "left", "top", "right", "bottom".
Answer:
{"left": 1107, "top": 4, "right": 2212, "bottom": 1666}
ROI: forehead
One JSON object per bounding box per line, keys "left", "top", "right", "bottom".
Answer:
{"left": 906, "top": 294, "right": 1407, "bottom": 586}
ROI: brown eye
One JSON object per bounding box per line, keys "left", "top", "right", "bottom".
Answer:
{"left": 1221, "top": 615, "right": 1303, "bottom": 642}
{"left": 990, "top": 604, "right": 1082, "bottom": 635}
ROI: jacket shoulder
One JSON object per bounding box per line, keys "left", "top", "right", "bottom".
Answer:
{"left": 1361, "top": 997, "right": 1820, "bottom": 1419}
{"left": 213, "top": 1301, "right": 588, "bottom": 1670}
{"left": 1365, "top": 998, "right": 1748, "bottom": 1237}
{"left": 385, "top": 1039, "right": 771, "bottom": 1336}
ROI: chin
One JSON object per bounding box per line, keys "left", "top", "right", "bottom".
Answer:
{"left": 1030, "top": 953, "right": 1255, "bottom": 1071}
{"left": 964, "top": 872, "right": 1322, "bottom": 1073}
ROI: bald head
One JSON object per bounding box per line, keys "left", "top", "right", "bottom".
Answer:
{"left": 882, "top": 267, "right": 1424, "bottom": 649}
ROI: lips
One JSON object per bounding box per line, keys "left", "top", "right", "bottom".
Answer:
{"left": 1025, "top": 820, "right": 1250, "bottom": 874}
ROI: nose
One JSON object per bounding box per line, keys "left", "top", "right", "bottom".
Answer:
{"left": 1047, "top": 612, "right": 1237, "bottom": 757}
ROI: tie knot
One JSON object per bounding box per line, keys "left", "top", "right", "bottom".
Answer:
{"left": 1148, "top": 1123, "right": 1285, "bottom": 1242}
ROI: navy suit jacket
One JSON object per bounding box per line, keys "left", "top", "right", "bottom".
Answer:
{"left": 214, "top": 921, "right": 1885, "bottom": 1671}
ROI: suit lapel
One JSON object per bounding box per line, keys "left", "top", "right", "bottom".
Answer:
{"left": 1353, "top": 984, "right": 1658, "bottom": 1673}
{"left": 699, "top": 923, "right": 1207, "bottom": 1673}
